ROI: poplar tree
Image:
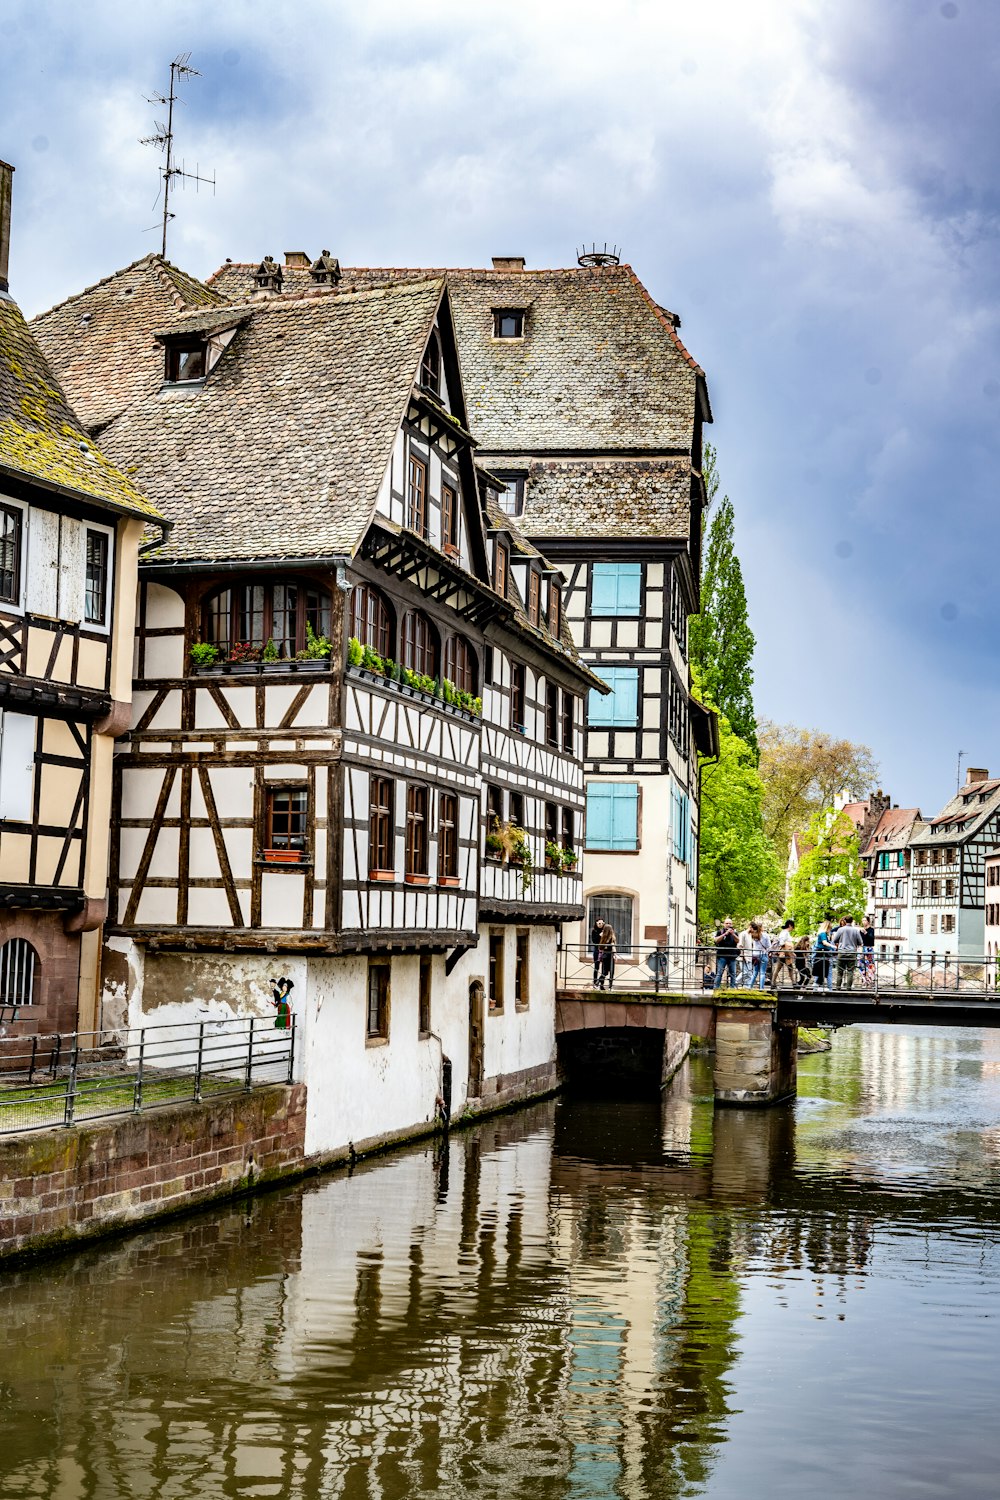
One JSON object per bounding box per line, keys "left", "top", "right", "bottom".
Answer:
{"left": 689, "top": 445, "right": 758, "bottom": 758}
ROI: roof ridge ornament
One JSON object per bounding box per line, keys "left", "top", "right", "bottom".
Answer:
{"left": 576, "top": 242, "right": 621, "bottom": 267}
{"left": 254, "top": 256, "right": 283, "bottom": 293}
{"left": 310, "top": 250, "right": 341, "bottom": 285}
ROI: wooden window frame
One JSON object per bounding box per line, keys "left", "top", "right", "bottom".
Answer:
{"left": 204, "top": 579, "right": 333, "bottom": 660}
{"left": 561, "top": 806, "right": 574, "bottom": 853}
{"left": 164, "top": 340, "right": 207, "bottom": 383}
{"left": 493, "top": 309, "right": 524, "bottom": 339}
{"left": 494, "top": 539, "right": 509, "bottom": 597}
{"left": 420, "top": 332, "right": 441, "bottom": 394}
{"left": 561, "top": 693, "right": 575, "bottom": 754}
{"left": 544, "top": 801, "right": 558, "bottom": 847}
{"left": 405, "top": 784, "right": 429, "bottom": 880}
{"left": 368, "top": 775, "right": 394, "bottom": 878}
{"left": 511, "top": 663, "right": 526, "bottom": 732}
{"left": 366, "top": 959, "right": 391, "bottom": 1043}
{"left": 544, "top": 681, "right": 559, "bottom": 747}
{"left": 488, "top": 931, "right": 505, "bottom": 1013}
{"left": 439, "top": 791, "right": 459, "bottom": 882}
{"left": 444, "top": 635, "right": 476, "bottom": 695}
{"left": 348, "top": 583, "right": 393, "bottom": 658}
{"left": 495, "top": 476, "right": 525, "bottom": 517}
{"left": 402, "top": 611, "right": 438, "bottom": 678}
{"left": 0, "top": 502, "right": 23, "bottom": 608}
{"left": 485, "top": 783, "right": 504, "bottom": 850}
{"left": 514, "top": 931, "right": 529, "bottom": 1011}
{"left": 418, "top": 955, "right": 432, "bottom": 1037}
{"left": 527, "top": 569, "right": 540, "bottom": 627}
{"left": 263, "top": 783, "right": 310, "bottom": 862}
{"left": 84, "top": 524, "right": 113, "bottom": 630}
{"left": 508, "top": 789, "right": 524, "bottom": 828}
{"left": 548, "top": 580, "right": 561, "bottom": 637}
{"left": 407, "top": 451, "right": 428, "bottom": 537}
{"left": 441, "top": 483, "right": 459, "bottom": 553}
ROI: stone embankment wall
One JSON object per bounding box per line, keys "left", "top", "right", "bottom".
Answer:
{"left": 0, "top": 1084, "right": 306, "bottom": 1265}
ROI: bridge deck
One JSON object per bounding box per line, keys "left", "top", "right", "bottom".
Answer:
{"left": 555, "top": 985, "right": 1000, "bottom": 1030}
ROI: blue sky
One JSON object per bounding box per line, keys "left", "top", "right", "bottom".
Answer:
{"left": 3, "top": 0, "right": 998, "bottom": 813}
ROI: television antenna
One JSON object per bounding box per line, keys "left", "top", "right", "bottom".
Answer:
{"left": 141, "top": 53, "right": 215, "bottom": 258}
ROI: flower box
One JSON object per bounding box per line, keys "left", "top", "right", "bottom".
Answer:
{"left": 230, "top": 661, "right": 261, "bottom": 675}
{"left": 404, "top": 873, "right": 430, "bottom": 885}
{"left": 369, "top": 869, "right": 395, "bottom": 882}
{"left": 293, "top": 659, "right": 329, "bottom": 672}
{"left": 263, "top": 849, "right": 305, "bottom": 865}
{"left": 439, "top": 875, "right": 459, "bottom": 887}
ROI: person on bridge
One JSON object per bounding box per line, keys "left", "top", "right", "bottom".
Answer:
{"left": 812, "top": 919, "right": 835, "bottom": 990}
{"left": 749, "top": 922, "right": 771, "bottom": 989}
{"left": 590, "top": 916, "right": 607, "bottom": 986}
{"left": 772, "top": 920, "right": 796, "bottom": 987}
{"left": 713, "top": 919, "right": 739, "bottom": 989}
{"left": 832, "top": 916, "right": 865, "bottom": 988}
{"left": 595, "top": 920, "right": 617, "bottom": 989}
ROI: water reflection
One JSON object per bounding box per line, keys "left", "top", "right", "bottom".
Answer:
{"left": 2, "top": 1026, "right": 1000, "bottom": 1498}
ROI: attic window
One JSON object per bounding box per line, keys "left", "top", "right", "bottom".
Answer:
{"left": 165, "top": 341, "right": 207, "bottom": 383}
{"left": 420, "top": 332, "right": 442, "bottom": 394}
{"left": 495, "top": 475, "right": 525, "bottom": 518}
{"left": 493, "top": 309, "right": 524, "bottom": 339}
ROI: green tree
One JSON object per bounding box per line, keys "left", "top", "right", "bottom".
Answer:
{"left": 696, "top": 677, "right": 782, "bottom": 927}
{"left": 786, "top": 807, "right": 867, "bottom": 932}
{"left": 689, "top": 445, "right": 758, "bottom": 756}
{"left": 759, "top": 722, "right": 878, "bottom": 870}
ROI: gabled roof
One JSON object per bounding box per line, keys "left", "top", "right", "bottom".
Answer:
{"left": 862, "top": 807, "right": 923, "bottom": 856}
{"left": 206, "top": 261, "right": 708, "bottom": 452}
{"left": 912, "top": 777, "right": 1000, "bottom": 847}
{"left": 0, "top": 293, "right": 161, "bottom": 521}
{"left": 30, "top": 255, "right": 225, "bottom": 433}
{"left": 97, "top": 278, "right": 447, "bottom": 564}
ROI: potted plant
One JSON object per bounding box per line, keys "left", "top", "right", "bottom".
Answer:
{"left": 189, "top": 641, "right": 221, "bottom": 673}
{"left": 347, "top": 636, "right": 364, "bottom": 670}
{"left": 358, "top": 643, "right": 385, "bottom": 679}
{"left": 561, "top": 848, "right": 579, "bottom": 872}
{"left": 261, "top": 637, "right": 294, "bottom": 673}
{"left": 295, "top": 621, "right": 333, "bottom": 672}
{"left": 545, "top": 840, "right": 564, "bottom": 872}
{"left": 228, "top": 641, "right": 261, "bottom": 674}
{"left": 485, "top": 830, "right": 503, "bottom": 860}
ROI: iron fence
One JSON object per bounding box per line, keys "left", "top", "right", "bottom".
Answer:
{"left": 558, "top": 941, "right": 1000, "bottom": 998}
{"left": 0, "top": 1014, "right": 295, "bottom": 1136}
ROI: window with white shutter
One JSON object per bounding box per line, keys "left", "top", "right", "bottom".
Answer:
{"left": 0, "top": 712, "right": 35, "bottom": 822}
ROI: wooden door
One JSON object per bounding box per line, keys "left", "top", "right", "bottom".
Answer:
{"left": 468, "top": 980, "right": 484, "bottom": 1099}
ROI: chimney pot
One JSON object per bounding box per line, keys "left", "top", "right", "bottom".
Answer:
{"left": 492, "top": 256, "right": 525, "bottom": 271}
{"left": 0, "top": 159, "right": 14, "bottom": 294}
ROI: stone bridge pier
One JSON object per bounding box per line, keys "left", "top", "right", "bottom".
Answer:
{"left": 555, "top": 994, "right": 798, "bottom": 1106}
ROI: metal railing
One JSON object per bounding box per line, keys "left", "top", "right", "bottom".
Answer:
{"left": 558, "top": 942, "right": 1000, "bottom": 999}
{"left": 0, "top": 1015, "right": 295, "bottom": 1136}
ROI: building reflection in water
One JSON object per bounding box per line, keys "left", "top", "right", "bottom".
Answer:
{"left": 1, "top": 1028, "right": 998, "bottom": 1499}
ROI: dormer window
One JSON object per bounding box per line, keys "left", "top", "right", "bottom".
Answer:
{"left": 527, "top": 569, "right": 540, "bottom": 627}
{"left": 548, "top": 580, "right": 562, "bottom": 637}
{"left": 495, "top": 475, "right": 525, "bottom": 518}
{"left": 165, "top": 341, "right": 207, "bottom": 383}
{"left": 420, "top": 332, "right": 442, "bottom": 394}
{"left": 494, "top": 539, "right": 509, "bottom": 598}
{"left": 493, "top": 309, "right": 524, "bottom": 339}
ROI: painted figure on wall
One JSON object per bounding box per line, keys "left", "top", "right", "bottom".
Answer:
{"left": 269, "top": 976, "right": 294, "bottom": 1030}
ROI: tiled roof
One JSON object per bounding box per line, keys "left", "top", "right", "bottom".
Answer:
{"left": 517, "top": 456, "right": 691, "bottom": 541}
{"left": 30, "top": 255, "right": 225, "bottom": 433}
{"left": 912, "top": 779, "right": 1000, "bottom": 846}
{"left": 862, "top": 807, "right": 923, "bottom": 855}
{"left": 0, "top": 293, "right": 161, "bottom": 521}
{"left": 207, "top": 261, "right": 707, "bottom": 450}
{"left": 95, "top": 279, "right": 446, "bottom": 563}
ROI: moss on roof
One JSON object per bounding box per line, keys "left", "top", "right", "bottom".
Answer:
{"left": 0, "top": 295, "right": 162, "bottom": 520}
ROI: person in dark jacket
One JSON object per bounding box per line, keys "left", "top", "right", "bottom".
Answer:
{"left": 714, "top": 919, "right": 739, "bottom": 989}
{"left": 596, "top": 921, "right": 617, "bottom": 989}
{"left": 590, "top": 917, "right": 607, "bottom": 986}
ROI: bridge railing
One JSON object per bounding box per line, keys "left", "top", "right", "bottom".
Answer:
{"left": 558, "top": 942, "right": 1000, "bottom": 998}
{"left": 0, "top": 1014, "right": 295, "bottom": 1136}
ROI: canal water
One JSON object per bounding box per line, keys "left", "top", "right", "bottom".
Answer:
{"left": 2, "top": 1024, "right": 1000, "bottom": 1499}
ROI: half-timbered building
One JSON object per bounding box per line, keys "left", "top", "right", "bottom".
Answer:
{"left": 908, "top": 767, "right": 1000, "bottom": 959}
{"left": 0, "top": 159, "right": 164, "bottom": 1034}
{"left": 202, "top": 253, "right": 718, "bottom": 960}
{"left": 34, "top": 255, "right": 602, "bottom": 1156}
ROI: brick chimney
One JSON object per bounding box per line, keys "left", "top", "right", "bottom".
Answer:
{"left": 966, "top": 767, "right": 989, "bottom": 785}
{"left": 0, "top": 159, "right": 13, "bottom": 295}
{"left": 492, "top": 256, "right": 525, "bottom": 271}
{"left": 284, "top": 251, "right": 310, "bottom": 268}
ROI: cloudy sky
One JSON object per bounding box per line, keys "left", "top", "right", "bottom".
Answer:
{"left": 3, "top": 0, "right": 997, "bottom": 812}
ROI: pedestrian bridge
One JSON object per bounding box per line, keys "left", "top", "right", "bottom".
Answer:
{"left": 556, "top": 944, "right": 1000, "bottom": 1106}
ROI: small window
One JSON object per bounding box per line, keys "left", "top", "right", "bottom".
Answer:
{"left": 406, "top": 785, "right": 429, "bottom": 877}
{"left": 545, "top": 681, "right": 559, "bottom": 747}
{"left": 85, "top": 528, "right": 110, "bottom": 626}
{"left": 418, "top": 956, "right": 432, "bottom": 1036}
{"left": 495, "top": 476, "right": 525, "bottom": 517}
{"left": 561, "top": 693, "right": 575, "bottom": 754}
{"left": 493, "top": 309, "right": 524, "bottom": 339}
{"left": 544, "top": 801, "right": 558, "bottom": 846}
{"left": 349, "top": 584, "right": 393, "bottom": 657}
{"left": 165, "top": 341, "right": 207, "bottom": 383}
{"left": 588, "top": 894, "right": 634, "bottom": 957}
{"left": 486, "top": 783, "right": 503, "bottom": 831}
{"left": 369, "top": 775, "right": 394, "bottom": 876}
{"left": 488, "top": 932, "right": 505, "bottom": 1012}
{"left": 0, "top": 938, "right": 37, "bottom": 1006}
{"left": 420, "top": 332, "right": 441, "bottom": 394}
{"left": 561, "top": 806, "right": 574, "bottom": 851}
{"left": 439, "top": 792, "right": 459, "bottom": 880}
{"left": 511, "top": 664, "right": 526, "bottom": 732}
{"left": 407, "top": 452, "right": 428, "bottom": 537}
{"left": 916, "top": 914, "right": 924, "bottom": 934}
{"left": 0, "top": 503, "right": 22, "bottom": 606}
{"left": 515, "top": 932, "right": 529, "bottom": 1010}
{"left": 402, "top": 611, "right": 437, "bottom": 678}
{"left": 548, "top": 580, "right": 561, "bottom": 637}
{"left": 930, "top": 914, "right": 939, "bottom": 934}
{"left": 265, "top": 786, "right": 308, "bottom": 858}
{"left": 494, "top": 540, "right": 509, "bottom": 597}
{"left": 442, "top": 483, "right": 459, "bottom": 551}
{"left": 367, "top": 960, "right": 390, "bottom": 1040}
{"left": 586, "top": 782, "right": 640, "bottom": 852}
{"left": 509, "top": 789, "right": 524, "bottom": 827}
{"left": 527, "top": 571, "right": 541, "bottom": 627}
{"left": 444, "top": 636, "right": 476, "bottom": 695}
{"left": 588, "top": 667, "right": 639, "bottom": 727}
{"left": 591, "top": 562, "right": 642, "bottom": 617}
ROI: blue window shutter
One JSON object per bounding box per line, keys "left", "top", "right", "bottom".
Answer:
{"left": 610, "top": 784, "right": 639, "bottom": 849}
{"left": 586, "top": 784, "right": 613, "bottom": 848}
{"left": 591, "top": 563, "right": 641, "bottom": 617}
{"left": 591, "top": 566, "right": 616, "bottom": 615}
{"left": 589, "top": 667, "right": 639, "bottom": 727}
